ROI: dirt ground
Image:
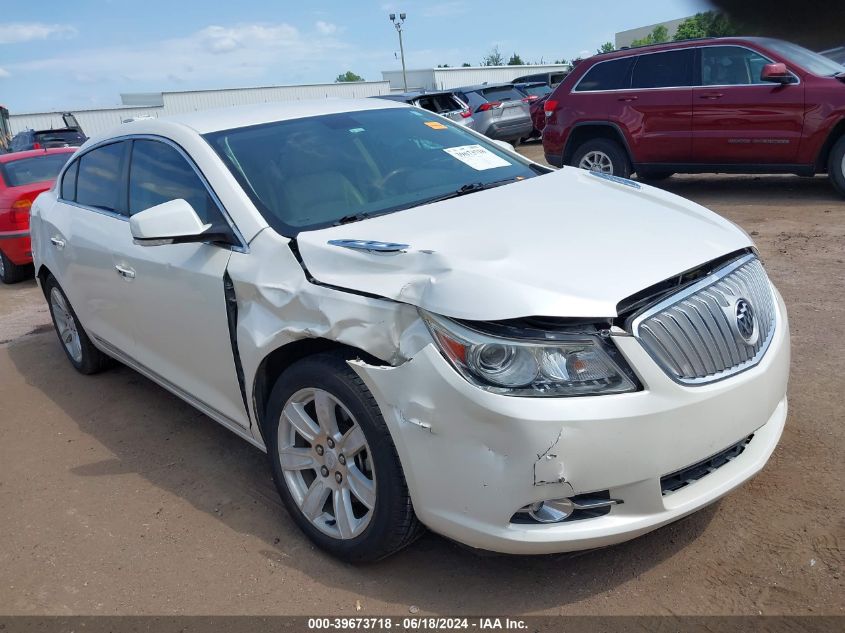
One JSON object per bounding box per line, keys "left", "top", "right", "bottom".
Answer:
{"left": 0, "top": 150, "right": 843, "bottom": 615}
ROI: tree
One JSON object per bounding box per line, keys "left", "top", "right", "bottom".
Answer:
{"left": 674, "top": 11, "right": 738, "bottom": 41}
{"left": 437, "top": 64, "right": 450, "bottom": 68}
{"left": 554, "top": 58, "right": 569, "bottom": 65}
{"left": 335, "top": 71, "right": 364, "bottom": 82}
{"left": 631, "top": 24, "right": 669, "bottom": 47}
{"left": 507, "top": 52, "right": 524, "bottom": 65}
{"left": 481, "top": 46, "right": 504, "bottom": 66}
{"left": 461, "top": 62, "right": 471, "bottom": 67}
{"left": 596, "top": 42, "right": 615, "bottom": 54}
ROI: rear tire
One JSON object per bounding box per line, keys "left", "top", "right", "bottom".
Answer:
{"left": 829, "top": 135, "right": 845, "bottom": 197}
{"left": 571, "top": 138, "right": 631, "bottom": 178}
{"left": 265, "top": 351, "right": 423, "bottom": 562}
{"left": 44, "top": 275, "right": 113, "bottom": 375}
{"left": 0, "top": 250, "right": 30, "bottom": 284}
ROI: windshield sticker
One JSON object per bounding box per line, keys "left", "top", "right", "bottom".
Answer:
{"left": 424, "top": 121, "right": 448, "bottom": 130}
{"left": 443, "top": 144, "right": 511, "bottom": 170}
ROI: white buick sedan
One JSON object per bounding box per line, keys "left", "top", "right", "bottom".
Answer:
{"left": 30, "top": 99, "right": 790, "bottom": 561}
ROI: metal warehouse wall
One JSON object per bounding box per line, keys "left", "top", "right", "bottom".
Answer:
{"left": 382, "top": 64, "right": 571, "bottom": 91}
{"left": 9, "top": 81, "right": 391, "bottom": 138}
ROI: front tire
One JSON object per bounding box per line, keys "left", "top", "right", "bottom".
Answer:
{"left": 265, "top": 352, "right": 423, "bottom": 562}
{"left": 44, "top": 275, "right": 112, "bottom": 374}
{"left": 571, "top": 138, "right": 631, "bottom": 178}
{"left": 829, "top": 135, "right": 845, "bottom": 197}
{"left": 0, "top": 250, "right": 30, "bottom": 284}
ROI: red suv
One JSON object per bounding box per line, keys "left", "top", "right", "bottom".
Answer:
{"left": 542, "top": 37, "right": 845, "bottom": 195}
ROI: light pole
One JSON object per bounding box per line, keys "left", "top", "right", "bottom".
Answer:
{"left": 389, "top": 13, "right": 408, "bottom": 91}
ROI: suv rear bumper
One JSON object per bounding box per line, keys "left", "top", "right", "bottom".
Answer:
{"left": 484, "top": 119, "right": 534, "bottom": 142}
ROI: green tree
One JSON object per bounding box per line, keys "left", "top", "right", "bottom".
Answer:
{"left": 461, "top": 62, "right": 471, "bottom": 67}
{"left": 481, "top": 46, "right": 504, "bottom": 66}
{"left": 335, "top": 71, "right": 364, "bottom": 82}
{"left": 673, "top": 11, "right": 738, "bottom": 41}
{"left": 507, "top": 52, "right": 524, "bottom": 65}
{"left": 554, "top": 58, "right": 569, "bottom": 65}
{"left": 631, "top": 24, "right": 669, "bottom": 47}
{"left": 596, "top": 42, "right": 615, "bottom": 54}
{"left": 437, "top": 64, "right": 450, "bottom": 68}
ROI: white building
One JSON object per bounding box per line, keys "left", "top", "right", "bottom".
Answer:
{"left": 615, "top": 17, "right": 692, "bottom": 49}
{"left": 381, "top": 64, "right": 572, "bottom": 92}
{"left": 9, "top": 81, "right": 391, "bottom": 138}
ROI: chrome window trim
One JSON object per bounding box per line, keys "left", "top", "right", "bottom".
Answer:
{"left": 630, "top": 253, "right": 778, "bottom": 386}
{"left": 56, "top": 133, "right": 249, "bottom": 253}
{"left": 571, "top": 44, "right": 800, "bottom": 94}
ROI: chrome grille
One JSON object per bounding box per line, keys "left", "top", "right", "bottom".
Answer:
{"left": 632, "top": 255, "right": 776, "bottom": 384}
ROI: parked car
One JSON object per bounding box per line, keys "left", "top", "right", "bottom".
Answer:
{"left": 31, "top": 99, "right": 789, "bottom": 562}
{"left": 512, "top": 70, "right": 570, "bottom": 87}
{"left": 542, "top": 37, "right": 845, "bottom": 194}
{"left": 373, "top": 90, "right": 473, "bottom": 126}
{"left": 452, "top": 84, "right": 533, "bottom": 143}
{"left": 0, "top": 148, "right": 75, "bottom": 283}
{"left": 10, "top": 128, "right": 87, "bottom": 152}
{"left": 512, "top": 83, "right": 553, "bottom": 140}
{"left": 513, "top": 82, "right": 553, "bottom": 101}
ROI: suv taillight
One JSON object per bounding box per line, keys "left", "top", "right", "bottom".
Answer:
{"left": 476, "top": 101, "right": 502, "bottom": 112}
{"left": 522, "top": 95, "right": 538, "bottom": 102}
{"left": 543, "top": 99, "right": 558, "bottom": 117}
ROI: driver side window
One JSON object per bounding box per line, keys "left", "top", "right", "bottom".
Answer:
{"left": 701, "top": 46, "right": 772, "bottom": 86}
{"left": 128, "top": 139, "right": 227, "bottom": 229}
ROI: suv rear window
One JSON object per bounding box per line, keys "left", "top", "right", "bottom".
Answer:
{"left": 0, "top": 153, "right": 71, "bottom": 187}
{"left": 631, "top": 49, "right": 694, "bottom": 88}
{"left": 479, "top": 86, "right": 525, "bottom": 102}
{"left": 575, "top": 58, "right": 635, "bottom": 91}
{"left": 33, "top": 130, "right": 86, "bottom": 147}
{"left": 416, "top": 94, "right": 464, "bottom": 114}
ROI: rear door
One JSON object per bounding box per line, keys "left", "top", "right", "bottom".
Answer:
{"left": 692, "top": 45, "right": 804, "bottom": 164}
{"left": 108, "top": 138, "right": 248, "bottom": 428}
{"left": 44, "top": 141, "right": 136, "bottom": 355}
{"left": 612, "top": 49, "right": 694, "bottom": 164}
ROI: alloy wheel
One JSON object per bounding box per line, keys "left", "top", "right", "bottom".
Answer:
{"left": 579, "top": 150, "right": 614, "bottom": 174}
{"left": 278, "top": 387, "right": 376, "bottom": 540}
{"left": 50, "top": 287, "right": 82, "bottom": 363}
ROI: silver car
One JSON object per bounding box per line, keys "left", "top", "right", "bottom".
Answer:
{"left": 452, "top": 84, "right": 533, "bottom": 144}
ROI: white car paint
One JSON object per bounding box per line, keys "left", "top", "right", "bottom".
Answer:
{"left": 30, "top": 99, "right": 790, "bottom": 556}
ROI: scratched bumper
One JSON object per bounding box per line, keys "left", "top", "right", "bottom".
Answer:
{"left": 350, "top": 291, "right": 790, "bottom": 555}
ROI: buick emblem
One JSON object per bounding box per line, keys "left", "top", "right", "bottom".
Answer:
{"left": 734, "top": 298, "right": 757, "bottom": 344}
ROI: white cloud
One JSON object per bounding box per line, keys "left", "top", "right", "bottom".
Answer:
{"left": 0, "top": 22, "right": 77, "bottom": 44}
{"left": 315, "top": 21, "right": 337, "bottom": 35}
{"left": 0, "top": 67, "right": 10, "bottom": 78}
{"left": 198, "top": 23, "right": 300, "bottom": 54}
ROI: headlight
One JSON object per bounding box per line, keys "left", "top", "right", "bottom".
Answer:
{"left": 420, "top": 310, "right": 638, "bottom": 397}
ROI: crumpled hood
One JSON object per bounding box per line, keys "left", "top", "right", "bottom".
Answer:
{"left": 296, "top": 168, "right": 752, "bottom": 320}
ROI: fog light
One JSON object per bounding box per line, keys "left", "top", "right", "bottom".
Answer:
{"left": 528, "top": 499, "right": 575, "bottom": 523}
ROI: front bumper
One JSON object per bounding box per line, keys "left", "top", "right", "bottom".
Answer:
{"left": 351, "top": 289, "right": 790, "bottom": 555}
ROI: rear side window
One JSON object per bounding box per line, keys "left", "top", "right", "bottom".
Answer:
{"left": 575, "top": 58, "right": 635, "bottom": 91}
{"left": 631, "top": 49, "right": 694, "bottom": 88}
{"left": 128, "top": 139, "right": 224, "bottom": 227}
{"left": 76, "top": 142, "right": 127, "bottom": 213}
{"left": 0, "top": 153, "right": 71, "bottom": 187}
{"left": 61, "top": 160, "right": 78, "bottom": 200}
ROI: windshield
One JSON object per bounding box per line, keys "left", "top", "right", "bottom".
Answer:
{"left": 762, "top": 39, "right": 845, "bottom": 76}
{"left": 204, "top": 107, "right": 539, "bottom": 236}
{"left": 0, "top": 153, "right": 71, "bottom": 187}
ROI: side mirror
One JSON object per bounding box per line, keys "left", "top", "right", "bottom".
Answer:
{"left": 491, "top": 139, "right": 515, "bottom": 152}
{"left": 760, "top": 63, "right": 794, "bottom": 84}
{"left": 130, "top": 198, "right": 217, "bottom": 246}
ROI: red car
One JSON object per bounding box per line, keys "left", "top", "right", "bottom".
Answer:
{"left": 542, "top": 37, "right": 845, "bottom": 195}
{"left": 0, "top": 148, "right": 75, "bottom": 283}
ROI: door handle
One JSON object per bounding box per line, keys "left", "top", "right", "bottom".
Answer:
{"left": 50, "top": 237, "right": 65, "bottom": 250}
{"left": 699, "top": 93, "right": 724, "bottom": 99}
{"left": 114, "top": 265, "right": 136, "bottom": 280}
{"left": 618, "top": 96, "right": 638, "bottom": 102}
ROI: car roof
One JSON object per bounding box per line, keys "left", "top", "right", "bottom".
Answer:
{"left": 0, "top": 147, "right": 77, "bottom": 164}
{"left": 587, "top": 36, "right": 779, "bottom": 62}
{"left": 154, "top": 98, "right": 407, "bottom": 135}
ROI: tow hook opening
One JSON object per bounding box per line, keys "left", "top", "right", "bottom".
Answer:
{"left": 512, "top": 492, "right": 622, "bottom": 524}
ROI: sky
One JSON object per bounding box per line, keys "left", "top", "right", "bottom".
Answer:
{"left": 0, "top": 0, "right": 710, "bottom": 114}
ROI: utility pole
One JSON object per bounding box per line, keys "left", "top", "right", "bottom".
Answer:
{"left": 389, "top": 13, "right": 408, "bottom": 91}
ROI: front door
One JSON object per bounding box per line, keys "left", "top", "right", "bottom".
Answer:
{"left": 692, "top": 45, "right": 805, "bottom": 164}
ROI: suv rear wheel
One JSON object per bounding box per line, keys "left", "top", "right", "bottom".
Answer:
{"left": 829, "top": 135, "right": 845, "bottom": 197}
{"left": 571, "top": 139, "right": 631, "bottom": 178}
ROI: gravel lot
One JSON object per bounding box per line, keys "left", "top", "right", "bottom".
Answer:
{"left": 0, "top": 150, "right": 843, "bottom": 615}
